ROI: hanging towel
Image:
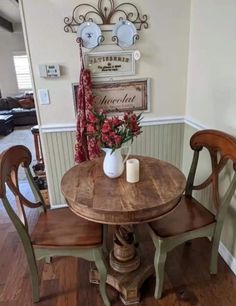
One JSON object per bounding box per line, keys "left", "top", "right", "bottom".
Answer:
{"left": 74, "top": 39, "right": 100, "bottom": 163}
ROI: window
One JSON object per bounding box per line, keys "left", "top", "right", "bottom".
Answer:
{"left": 13, "top": 54, "right": 32, "bottom": 91}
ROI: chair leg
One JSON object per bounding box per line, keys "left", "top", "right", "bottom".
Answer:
{"left": 102, "top": 224, "right": 108, "bottom": 257}
{"left": 26, "top": 252, "right": 40, "bottom": 303}
{"left": 94, "top": 250, "right": 110, "bottom": 306}
{"left": 210, "top": 234, "right": 220, "bottom": 275}
{"left": 154, "top": 245, "right": 167, "bottom": 299}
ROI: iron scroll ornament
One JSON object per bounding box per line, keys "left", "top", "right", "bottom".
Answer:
{"left": 64, "top": 0, "right": 148, "bottom": 33}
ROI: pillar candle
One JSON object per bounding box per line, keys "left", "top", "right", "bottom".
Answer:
{"left": 126, "top": 159, "right": 140, "bottom": 183}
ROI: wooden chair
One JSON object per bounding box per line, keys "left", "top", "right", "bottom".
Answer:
{"left": 0, "top": 145, "right": 110, "bottom": 306}
{"left": 147, "top": 129, "right": 236, "bottom": 299}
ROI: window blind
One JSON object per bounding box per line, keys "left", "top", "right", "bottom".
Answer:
{"left": 13, "top": 54, "right": 32, "bottom": 90}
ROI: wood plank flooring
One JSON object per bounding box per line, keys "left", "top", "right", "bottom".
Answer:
{"left": 0, "top": 184, "right": 236, "bottom": 306}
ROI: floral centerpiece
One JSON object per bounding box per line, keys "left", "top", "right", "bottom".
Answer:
{"left": 87, "top": 111, "right": 142, "bottom": 178}
{"left": 87, "top": 111, "right": 142, "bottom": 151}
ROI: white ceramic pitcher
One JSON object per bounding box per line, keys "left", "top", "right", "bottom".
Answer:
{"left": 102, "top": 146, "right": 130, "bottom": 178}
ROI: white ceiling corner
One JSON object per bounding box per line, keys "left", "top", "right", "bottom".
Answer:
{"left": 0, "top": 0, "right": 21, "bottom": 24}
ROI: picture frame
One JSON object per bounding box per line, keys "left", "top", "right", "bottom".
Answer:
{"left": 84, "top": 50, "right": 136, "bottom": 78}
{"left": 73, "top": 78, "right": 150, "bottom": 114}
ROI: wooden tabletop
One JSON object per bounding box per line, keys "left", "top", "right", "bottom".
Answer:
{"left": 61, "top": 156, "right": 186, "bottom": 225}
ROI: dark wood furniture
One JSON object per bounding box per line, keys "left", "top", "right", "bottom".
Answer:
{"left": 0, "top": 96, "right": 37, "bottom": 126}
{"left": 0, "top": 114, "right": 14, "bottom": 135}
{"left": 0, "top": 145, "right": 110, "bottom": 306}
{"left": 61, "top": 156, "right": 186, "bottom": 304}
{"left": 147, "top": 129, "right": 236, "bottom": 299}
{"left": 31, "top": 125, "right": 44, "bottom": 164}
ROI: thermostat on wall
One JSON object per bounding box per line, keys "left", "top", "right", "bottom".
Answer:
{"left": 38, "top": 64, "right": 61, "bottom": 78}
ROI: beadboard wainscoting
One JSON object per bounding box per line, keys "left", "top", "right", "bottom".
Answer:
{"left": 41, "top": 121, "right": 185, "bottom": 208}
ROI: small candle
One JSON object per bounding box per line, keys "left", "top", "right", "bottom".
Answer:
{"left": 126, "top": 159, "right": 140, "bottom": 183}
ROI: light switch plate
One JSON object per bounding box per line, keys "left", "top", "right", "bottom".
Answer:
{"left": 38, "top": 65, "right": 47, "bottom": 77}
{"left": 38, "top": 89, "right": 50, "bottom": 105}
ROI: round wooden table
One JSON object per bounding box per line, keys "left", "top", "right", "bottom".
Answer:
{"left": 61, "top": 156, "right": 186, "bottom": 304}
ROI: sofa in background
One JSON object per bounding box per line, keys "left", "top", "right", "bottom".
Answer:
{"left": 0, "top": 94, "right": 37, "bottom": 126}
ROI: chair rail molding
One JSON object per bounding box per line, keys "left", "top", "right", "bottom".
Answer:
{"left": 40, "top": 116, "right": 185, "bottom": 133}
{"left": 184, "top": 116, "right": 207, "bottom": 130}
{"left": 39, "top": 116, "right": 211, "bottom": 134}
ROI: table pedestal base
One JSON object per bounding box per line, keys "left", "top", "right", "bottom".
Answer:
{"left": 109, "top": 250, "right": 140, "bottom": 274}
{"left": 89, "top": 256, "right": 154, "bottom": 305}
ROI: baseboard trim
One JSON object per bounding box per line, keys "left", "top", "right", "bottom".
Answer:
{"left": 219, "top": 242, "right": 236, "bottom": 275}
{"left": 50, "top": 203, "right": 68, "bottom": 209}
{"left": 40, "top": 116, "right": 185, "bottom": 133}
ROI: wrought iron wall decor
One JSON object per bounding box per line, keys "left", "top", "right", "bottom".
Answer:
{"left": 64, "top": 0, "right": 148, "bottom": 33}
{"left": 76, "top": 35, "right": 105, "bottom": 49}
{"left": 111, "top": 33, "right": 139, "bottom": 47}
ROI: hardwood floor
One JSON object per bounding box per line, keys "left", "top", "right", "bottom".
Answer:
{"left": 0, "top": 185, "right": 236, "bottom": 306}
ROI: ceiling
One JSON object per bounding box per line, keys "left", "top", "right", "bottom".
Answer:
{"left": 0, "top": 0, "right": 21, "bottom": 24}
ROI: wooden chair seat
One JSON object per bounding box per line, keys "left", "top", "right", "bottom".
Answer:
{"left": 31, "top": 208, "right": 102, "bottom": 247}
{"left": 149, "top": 195, "right": 216, "bottom": 238}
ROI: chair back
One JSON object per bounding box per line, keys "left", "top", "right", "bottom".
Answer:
{"left": 0, "top": 145, "right": 46, "bottom": 235}
{"left": 186, "top": 129, "right": 236, "bottom": 220}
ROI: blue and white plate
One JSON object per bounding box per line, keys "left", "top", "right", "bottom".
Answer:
{"left": 77, "top": 22, "right": 101, "bottom": 49}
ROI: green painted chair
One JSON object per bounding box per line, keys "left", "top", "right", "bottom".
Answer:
{"left": 147, "top": 129, "right": 236, "bottom": 299}
{"left": 0, "top": 145, "right": 110, "bottom": 306}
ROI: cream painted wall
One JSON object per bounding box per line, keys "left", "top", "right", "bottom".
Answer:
{"left": 20, "top": 0, "right": 190, "bottom": 125}
{"left": 186, "top": 0, "right": 236, "bottom": 260}
{"left": 186, "top": 0, "right": 236, "bottom": 133}
{"left": 0, "top": 27, "right": 26, "bottom": 97}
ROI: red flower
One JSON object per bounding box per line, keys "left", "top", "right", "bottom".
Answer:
{"left": 124, "top": 111, "right": 131, "bottom": 122}
{"left": 101, "top": 133, "right": 109, "bottom": 143}
{"left": 131, "top": 114, "right": 138, "bottom": 123}
{"left": 114, "top": 135, "right": 122, "bottom": 145}
{"left": 111, "top": 117, "right": 123, "bottom": 127}
{"left": 109, "top": 131, "right": 116, "bottom": 138}
{"left": 101, "top": 122, "right": 111, "bottom": 133}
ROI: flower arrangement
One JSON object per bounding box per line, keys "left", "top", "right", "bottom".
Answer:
{"left": 87, "top": 111, "right": 142, "bottom": 152}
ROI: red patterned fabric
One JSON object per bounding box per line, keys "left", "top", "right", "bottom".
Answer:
{"left": 74, "top": 40, "right": 100, "bottom": 163}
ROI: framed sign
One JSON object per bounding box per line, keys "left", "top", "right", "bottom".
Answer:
{"left": 84, "top": 50, "right": 136, "bottom": 77}
{"left": 73, "top": 78, "right": 150, "bottom": 114}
